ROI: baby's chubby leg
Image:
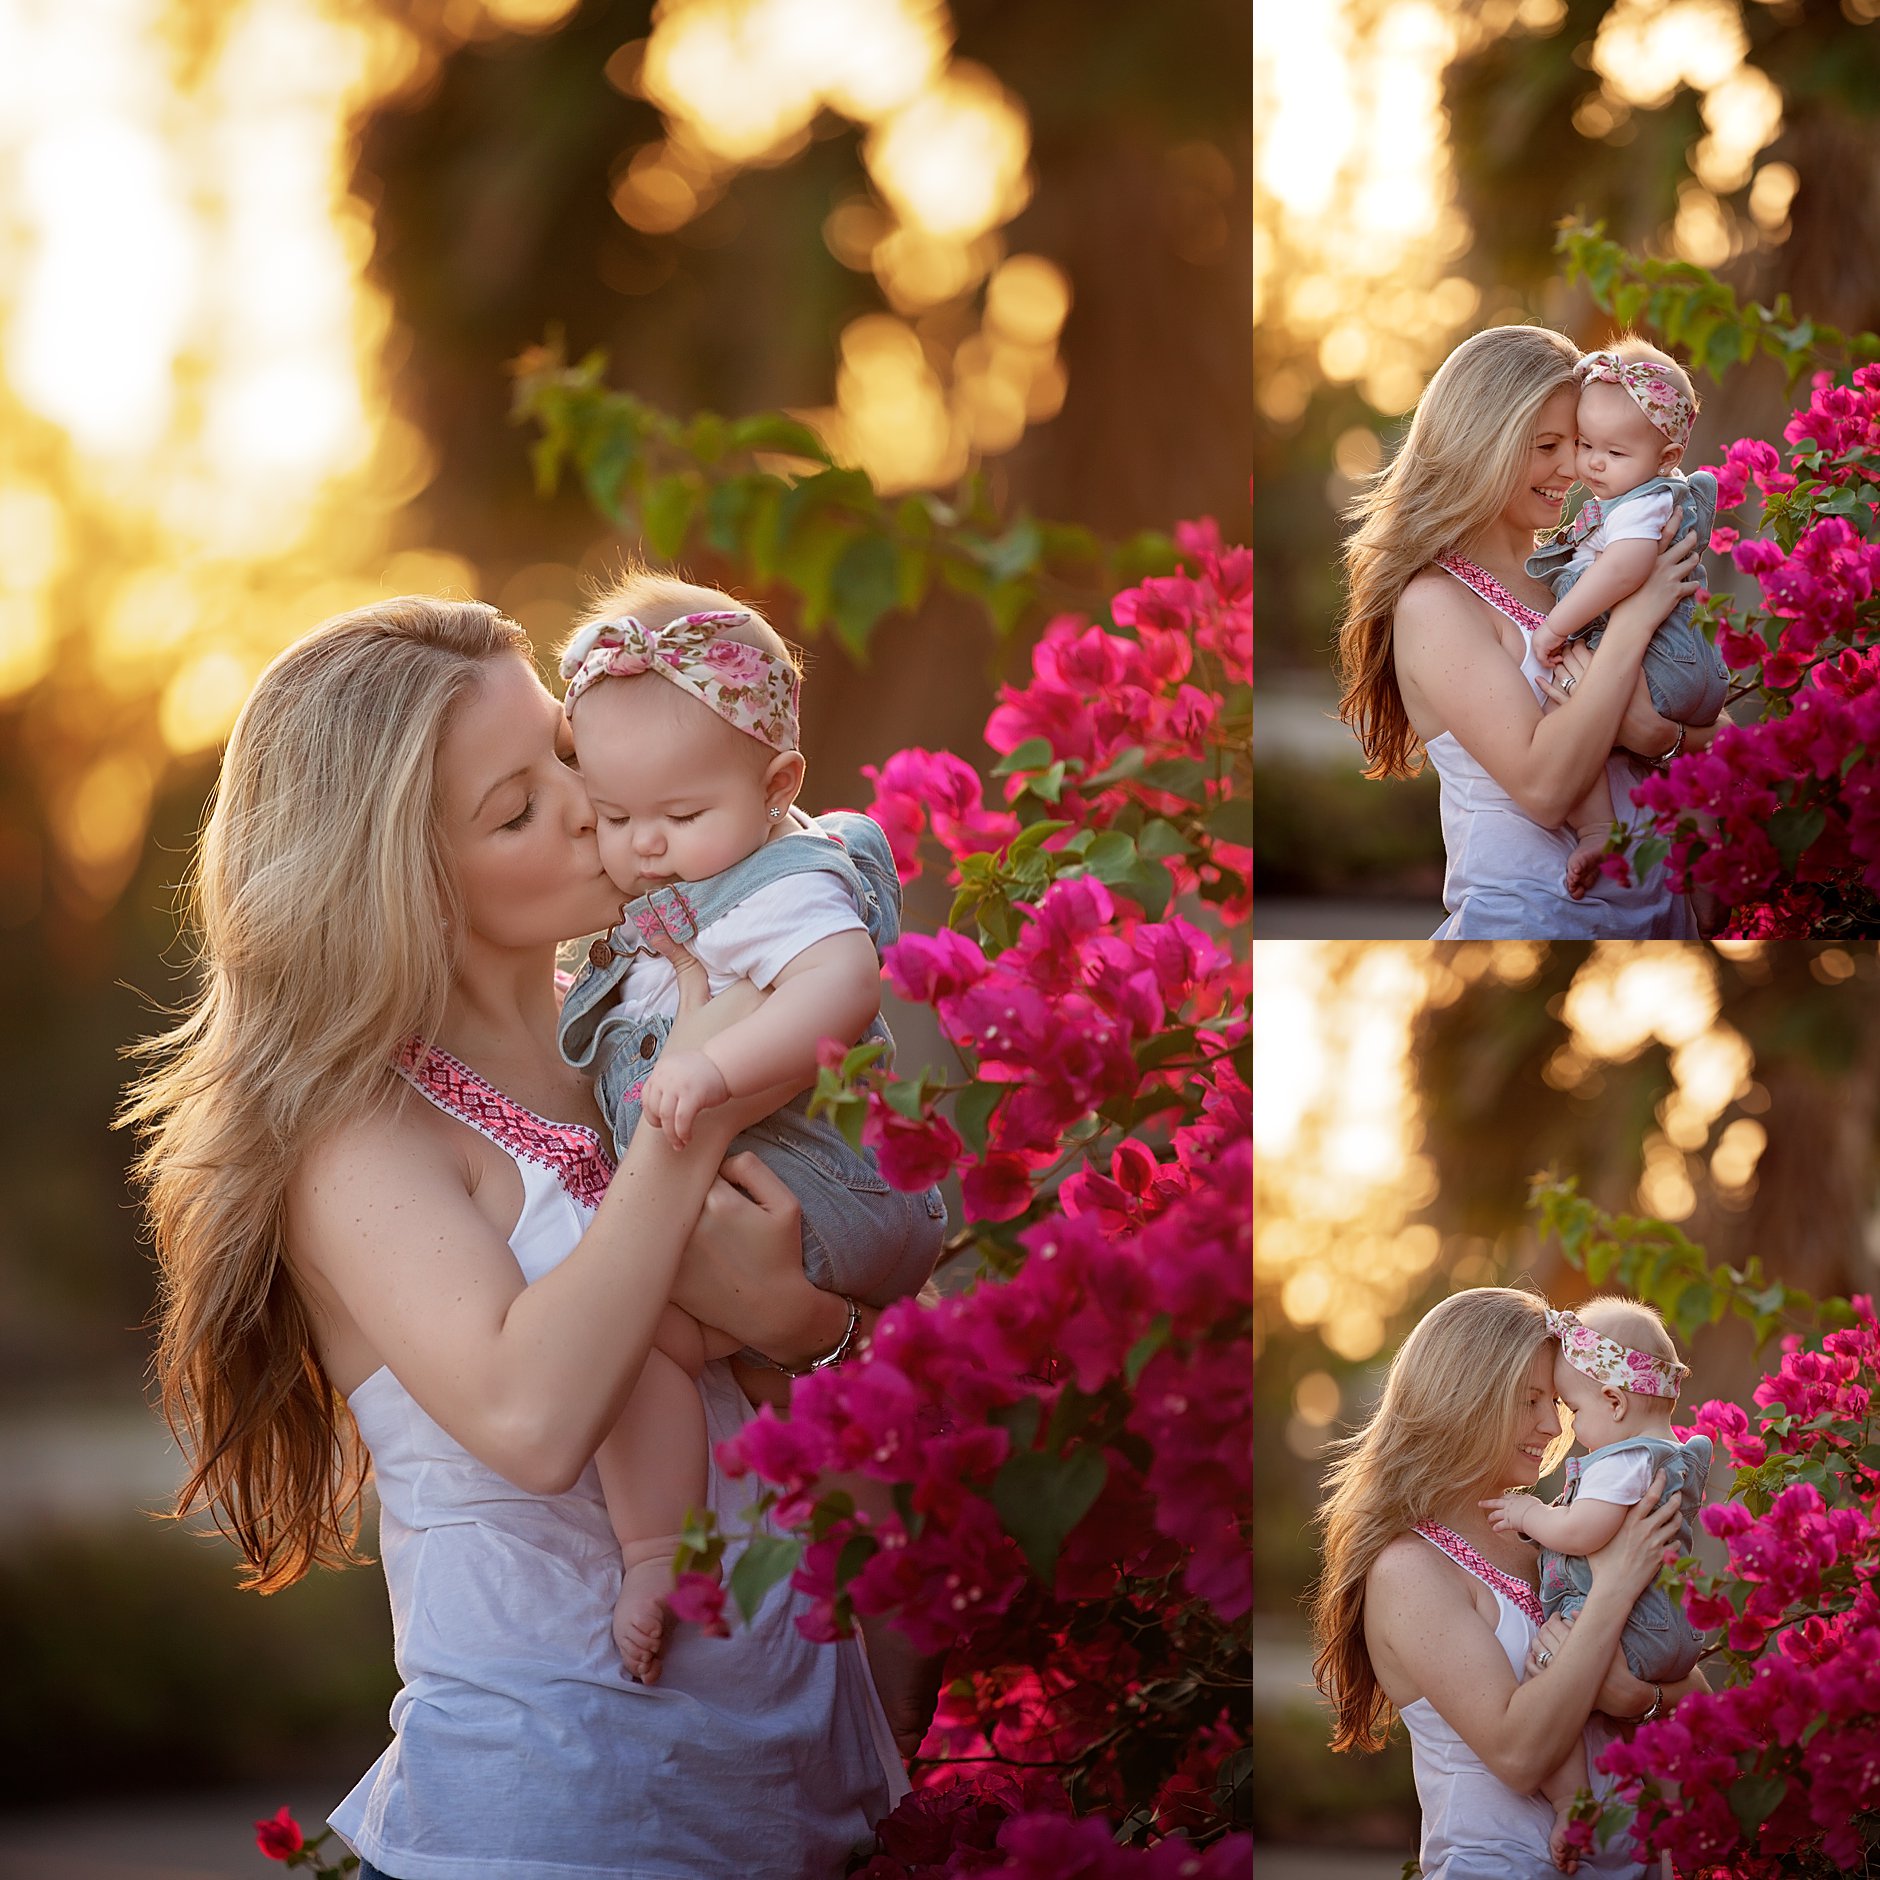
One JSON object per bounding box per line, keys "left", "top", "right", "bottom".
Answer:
{"left": 594, "top": 1304, "right": 732, "bottom": 1684}
{"left": 1541, "top": 1739, "right": 1593, "bottom": 1875}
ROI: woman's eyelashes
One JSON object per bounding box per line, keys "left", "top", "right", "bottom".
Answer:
{"left": 501, "top": 795, "right": 536, "bottom": 831}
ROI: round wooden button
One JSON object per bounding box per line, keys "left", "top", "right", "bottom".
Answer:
{"left": 638, "top": 1035, "right": 657, "bottom": 1059}
{"left": 589, "top": 937, "right": 612, "bottom": 967}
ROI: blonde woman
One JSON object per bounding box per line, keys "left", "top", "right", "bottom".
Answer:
{"left": 125, "top": 599, "right": 905, "bottom": 1880}
{"left": 1337, "top": 324, "right": 1711, "bottom": 938}
{"left": 1312, "top": 1288, "right": 1703, "bottom": 1879}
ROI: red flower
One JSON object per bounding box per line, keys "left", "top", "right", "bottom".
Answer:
{"left": 865, "top": 1103, "right": 965, "bottom": 1192}
{"left": 254, "top": 1807, "right": 304, "bottom": 1861}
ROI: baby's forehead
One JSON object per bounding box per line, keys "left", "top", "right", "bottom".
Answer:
{"left": 1576, "top": 379, "right": 1655, "bottom": 426}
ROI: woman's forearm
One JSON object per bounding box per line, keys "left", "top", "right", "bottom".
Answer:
{"left": 1491, "top": 1583, "right": 1636, "bottom": 1791}
{"left": 1513, "top": 614, "right": 1658, "bottom": 825}
{"left": 480, "top": 1122, "right": 729, "bottom": 1492}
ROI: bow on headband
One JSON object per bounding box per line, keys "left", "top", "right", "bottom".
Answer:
{"left": 1575, "top": 349, "right": 1696, "bottom": 454}
{"left": 560, "top": 609, "right": 800, "bottom": 752}
{"left": 1545, "top": 1305, "right": 1688, "bottom": 1402}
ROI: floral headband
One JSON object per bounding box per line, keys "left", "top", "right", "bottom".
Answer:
{"left": 560, "top": 608, "right": 800, "bottom": 752}
{"left": 1575, "top": 349, "right": 1696, "bottom": 454}
{"left": 1546, "top": 1305, "right": 1688, "bottom": 1402}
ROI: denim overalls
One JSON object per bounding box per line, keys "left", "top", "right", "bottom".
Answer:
{"left": 557, "top": 810, "right": 946, "bottom": 1308}
{"left": 1538, "top": 1431, "right": 1714, "bottom": 1683}
{"left": 1525, "top": 469, "right": 1728, "bottom": 726}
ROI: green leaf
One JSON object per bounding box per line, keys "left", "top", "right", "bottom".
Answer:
{"left": 778, "top": 515, "right": 855, "bottom": 633}
{"left": 1206, "top": 795, "right": 1253, "bottom": 847}
{"left": 989, "top": 1395, "right": 1042, "bottom": 1452}
{"left": 993, "top": 738, "right": 1055, "bottom": 777}
{"left": 830, "top": 532, "right": 901, "bottom": 658}
{"left": 1728, "top": 1771, "right": 1788, "bottom": 1835}
{"left": 977, "top": 516, "right": 1043, "bottom": 584}
{"left": 883, "top": 1075, "right": 928, "bottom": 1122}
{"left": 1080, "top": 829, "right": 1140, "bottom": 882}
{"left": 683, "top": 412, "right": 729, "bottom": 465}
{"left": 728, "top": 1536, "right": 803, "bottom": 1624}
{"left": 728, "top": 412, "right": 832, "bottom": 462}
{"left": 705, "top": 474, "right": 759, "bottom": 553}
{"left": 1767, "top": 803, "right": 1826, "bottom": 874}
{"left": 1136, "top": 816, "right": 1188, "bottom": 860}
{"left": 1124, "top": 1316, "right": 1171, "bottom": 1385}
{"left": 953, "top": 1079, "right": 1001, "bottom": 1156}
{"left": 642, "top": 475, "right": 698, "bottom": 559}
{"left": 990, "top": 1445, "right": 1108, "bottom": 1584}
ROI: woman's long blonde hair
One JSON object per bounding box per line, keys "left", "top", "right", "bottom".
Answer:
{"left": 121, "top": 596, "right": 532, "bottom": 1591}
{"left": 1336, "top": 324, "right": 1579, "bottom": 778}
{"left": 1310, "top": 1286, "right": 1569, "bottom": 1752}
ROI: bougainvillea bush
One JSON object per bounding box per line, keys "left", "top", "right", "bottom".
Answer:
{"left": 1559, "top": 226, "right": 1880, "bottom": 936}
{"left": 1534, "top": 1179, "right": 1880, "bottom": 1877}
{"left": 666, "top": 519, "right": 1251, "bottom": 1872}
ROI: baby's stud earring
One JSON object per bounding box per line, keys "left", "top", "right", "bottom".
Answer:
{"left": 768, "top": 806, "right": 784, "bottom": 820}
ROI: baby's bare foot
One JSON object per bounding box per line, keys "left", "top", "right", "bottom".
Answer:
{"left": 614, "top": 1556, "right": 676, "bottom": 1685}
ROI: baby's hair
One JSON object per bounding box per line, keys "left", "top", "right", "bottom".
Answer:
{"left": 1575, "top": 1293, "right": 1681, "bottom": 1366}
{"left": 565, "top": 561, "right": 803, "bottom": 676}
{"left": 1593, "top": 332, "right": 1701, "bottom": 420}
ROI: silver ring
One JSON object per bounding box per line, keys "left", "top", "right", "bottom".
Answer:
{"left": 1536, "top": 1648, "right": 1553, "bottom": 1668}
{"left": 1560, "top": 675, "right": 1576, "bottom": 695}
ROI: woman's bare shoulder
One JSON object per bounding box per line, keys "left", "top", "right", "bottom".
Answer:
{"left": 1394, "top": 565, "right": 1483, "bottom": 642}
{"left": 288, "top": 1087, "right": 466, "bottom": 1218}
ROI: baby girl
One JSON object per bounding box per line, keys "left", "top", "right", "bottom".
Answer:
{"left": 1524, "top": 339, "right": 1728, "bottom": 900}
{"left": 556, "top": 572, "right": 945, "bottom": 1682}
{"left": 1482, "top": 1297, "right": 1712, "bottom": 1873}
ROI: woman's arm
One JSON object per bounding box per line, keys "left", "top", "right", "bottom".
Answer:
{"left": 1402, "top": 528, "right": 1698, "bottom": 827}
{"left": 290, "top": 1094, "right": 741, "bottom": 1496}
{"left": 1371, "top": 1477, "right": 1682, "bottom": 1793}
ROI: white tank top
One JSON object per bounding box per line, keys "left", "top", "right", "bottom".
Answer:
{"left": 327, "top": 1043, "right": 907, "bottom": 1879}
{"left": 1401, "top": 1524, "right": 1645, "bottom": 1880}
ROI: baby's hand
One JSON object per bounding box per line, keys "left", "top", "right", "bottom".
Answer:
{"left": 641, "top": 1049, "right": 731, "bottom": 1147}
{"left": 1531, "top": 621, "right": 1568, "bottom": 667}
{"left": 1564, "top": 834, "right": 1606, "bottom": 901}
{"left": 1480, "top": 1492, "right": 1533, "bottom": 1538}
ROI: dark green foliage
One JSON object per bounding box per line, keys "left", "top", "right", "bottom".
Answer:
{"left": 513, "top": 339, "right": 1176, "bottom": 654}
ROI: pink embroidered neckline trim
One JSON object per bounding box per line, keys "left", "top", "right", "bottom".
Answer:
{"left": 1436, "top": 553, "right": 1549, "bottom": 633}
{"left": 1413, "top": 1521, "right": 1545, "bottom": 1624}
{"left": 396, "top": 1038, "right": 614, "bottom": 1211}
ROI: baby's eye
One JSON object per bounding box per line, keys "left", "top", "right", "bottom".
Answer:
{"left": 671, "top": 811, "right": 701, "bottom": 824}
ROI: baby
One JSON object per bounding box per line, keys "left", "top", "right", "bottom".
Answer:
{"left": 556, "top": 573, "right": 946, "bottom": 1682}
{"left": 1482, "top": 1297, "right": 1712, "bottom": 1874}
{"left": 1523, "top": 339, "right": 1728, "bottom": 900}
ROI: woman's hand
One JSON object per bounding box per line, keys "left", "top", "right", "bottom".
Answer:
{"left": 1586, "top": 1470, "right": 1681, "bottom": 1604}
{"left": 670, "top": 1150, "right": 824, "bottom": 1354}
{"left": 1616, "top": 521, "right": 1702, "bottom": 635}
{"left": 1524, "top": 1614, "right": 1575, "bottom": 1679}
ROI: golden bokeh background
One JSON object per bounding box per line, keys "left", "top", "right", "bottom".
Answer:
{"left": 2, "top": 0, "right": 1242, "bottom": 926}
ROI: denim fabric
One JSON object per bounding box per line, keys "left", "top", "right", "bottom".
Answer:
{"left": 1525, "top": 470, "right": 1729, "bottom": 725}
{"left": 559, "top": 811, "right": 946, "bottom": 1308}
{"left": 357, "top": 1864, "right": 399, "bottom": 1880}
{"left": 1539, "top": 1431, "right": 1714, "bottom": 1683}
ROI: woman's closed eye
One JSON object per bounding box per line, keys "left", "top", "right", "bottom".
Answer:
{"left": 501, "top": 796, "right": 536, "bottom": 831}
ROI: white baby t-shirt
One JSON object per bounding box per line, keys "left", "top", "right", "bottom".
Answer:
{"left": 1565, "top": 486, "right": 1675, "bottom": 583}
{"left": 613, "top": 872, "right": 867, "bottom": 1022}
{"left": 1574, "top": 1443, "right": 1657, "bottom": 1507}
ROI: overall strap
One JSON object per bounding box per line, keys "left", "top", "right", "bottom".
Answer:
{"left": 1412, "top": 1521, "right": 1545, "bottom": 1624}
{"left": 1435, "top": 554, "right": 1549, "bottom": 633}
{"left": 602, "top": 824, "right": 882, "bottom": 965}
{"left": 396, "top": 1039, "right": 614, "bottom": 1210}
